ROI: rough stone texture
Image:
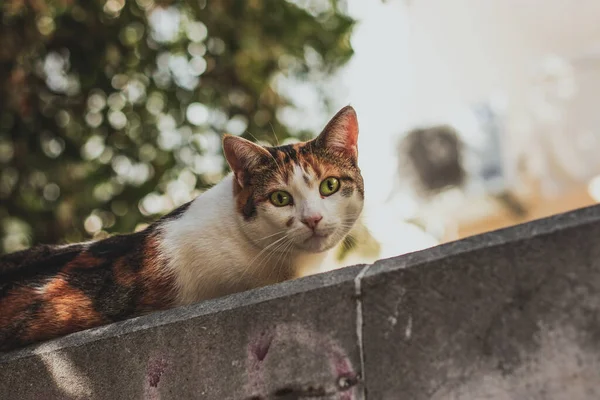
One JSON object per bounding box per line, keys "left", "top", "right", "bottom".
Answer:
{"left": 0, "top": 265, "right": 365, "bottom": 400}
{"left": 4, "top": 205, "right": 600, "bottom": 399}
{"left": 362, "top": 205, "right": 600, "bottom": 399}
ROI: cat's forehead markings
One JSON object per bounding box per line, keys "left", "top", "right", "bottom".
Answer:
{"left": 271, "top": 144, "right": 299, "bottom": 164}
{"left": 267, "top": 143, "right": 312, "bottom": 184}
{"left": 302, "top": 173, "right": 311, "bottom": 185}
{"left": 289, "top": 164, "right": 313, "bottom": 193}
{"left": 293, "top": 163, "right": 317, "bottom": 188}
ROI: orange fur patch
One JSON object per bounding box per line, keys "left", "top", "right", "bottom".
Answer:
{"left": 63, "top": 252, "right": 101, "bottom": 272}
{"left": 28, "top": 278, "right": 106, "bottom": 342}
{"left": 0, "top": 287, "right": 39, "bottom": 329}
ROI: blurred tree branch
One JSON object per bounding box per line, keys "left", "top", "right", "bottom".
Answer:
{"left": 0, "top": 0, "right": 355, "bottom": 253}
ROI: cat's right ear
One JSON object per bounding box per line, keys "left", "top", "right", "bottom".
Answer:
{"left": 315, "top": 105, "right": 359, "bottom": 161}
{"left": 223, "top": 135, "right": 271, "bottom": 187}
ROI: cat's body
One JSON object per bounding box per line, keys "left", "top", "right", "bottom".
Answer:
{"left": 0, "top": 106, "right": 363, "bottom": 351}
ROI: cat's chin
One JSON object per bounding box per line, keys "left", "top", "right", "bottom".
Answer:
{"left": 297, "top": 233, "right": 336, "bottom": 253}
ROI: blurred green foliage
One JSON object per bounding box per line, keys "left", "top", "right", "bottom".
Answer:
{"left": 0, "top": 0, "right": 354, "bottom": 254}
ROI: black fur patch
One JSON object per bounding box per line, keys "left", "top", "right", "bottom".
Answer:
{"left": 0, "top": 246, "right": 82, "bottom": 297}
{"left": 88, "top": 232, "right": 143, "bottom": 257}
{"left": 274, "top": 145, "right": 299, "bottom": 164}
{"left": 341, "top": 186, "right": 354, "bottom": 197}
{"left": 66, "top": 264, "right": 139, "bottom": 321}
{"left": 243, "top": 196, "right": 258, "bottom": 219}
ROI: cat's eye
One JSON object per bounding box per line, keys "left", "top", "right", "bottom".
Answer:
{"left": 320, "top": 177, "right": 340, "bottom": 196}
{"left": 270, "top": 191, "right": 292, "bottom": 207}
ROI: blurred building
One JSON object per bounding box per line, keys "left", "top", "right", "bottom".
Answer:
{"left": 290, "top": 0, "right": 600, "bottom": 272}
{"left": 397, "top": 0, "right": 600, "bottom": 243}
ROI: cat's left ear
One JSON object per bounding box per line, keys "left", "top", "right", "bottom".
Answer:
{"left": 223, "top": 135, "right": 271, "bottom": 187}
{"left": 315, "top": 105, "right": 359, "bottom": 160}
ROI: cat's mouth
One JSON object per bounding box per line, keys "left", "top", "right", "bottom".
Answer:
{"left": 300, "top": 229, "right": 335, "bottom": 252}
{"left": 303, "top": 230, "right": 331, "bottom": 242}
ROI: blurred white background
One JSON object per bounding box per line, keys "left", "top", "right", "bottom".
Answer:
{"left": 293, "top": 0, "right": 600, "bottom": 265}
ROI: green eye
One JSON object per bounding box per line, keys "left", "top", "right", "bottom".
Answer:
{"left": 270, "top": 191, "right": 292, "bottom": 207}
{"left": 320, "top": 177, "right": 340, "bottom": 196}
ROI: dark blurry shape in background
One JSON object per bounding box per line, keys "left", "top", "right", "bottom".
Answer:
{"left": 397, "top": 124, "right": 465, "bottom": 196}
{"left": 0, "top": 0, "right": 354, "bottom": 254}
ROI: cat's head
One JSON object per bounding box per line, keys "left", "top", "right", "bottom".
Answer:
{"left": 223, "top": 106, "right": 364, "bottom": 254}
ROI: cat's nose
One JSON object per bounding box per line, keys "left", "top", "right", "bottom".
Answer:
{"left": 301, "top": 214, "right": 323, "bottom": 229}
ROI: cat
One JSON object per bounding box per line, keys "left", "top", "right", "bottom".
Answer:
{"left": 0, "top": 106, "right": 364, "bottom": 351}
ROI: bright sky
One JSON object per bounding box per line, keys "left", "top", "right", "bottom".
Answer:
{"left": 340, "top": 0, "right": 412, "bottom": 207}
{"left": 311, "top": 0, "right": 600, "bottom": 260}
{"left": 333, "top": 0, "right": 439, "bottom": 258}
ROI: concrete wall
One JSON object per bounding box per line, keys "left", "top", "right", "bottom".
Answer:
{"left": 3, "top": 204, "right": 600, "bottom": 399}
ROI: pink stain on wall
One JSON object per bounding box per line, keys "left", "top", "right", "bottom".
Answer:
{"left": 244, "top": 323, "right": 359, "bottom": 399}
{"left": 143, "top": 354, "right": 171, "bottom": 400}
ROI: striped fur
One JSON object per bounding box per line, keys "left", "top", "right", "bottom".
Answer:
{"left": 0, "top": 106, "right": 364, "bottom": 351}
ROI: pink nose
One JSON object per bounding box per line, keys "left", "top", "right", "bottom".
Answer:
{"left": 301, "top": 214, "right": 322, "bottom": 229}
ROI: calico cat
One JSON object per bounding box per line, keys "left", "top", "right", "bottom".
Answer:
{"left": 0, "top": 106, "right": 364, "bottom": 351}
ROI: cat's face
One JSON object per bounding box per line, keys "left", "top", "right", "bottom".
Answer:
{"left": 223, "top": 106, "right": 364, "bottom": 254}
